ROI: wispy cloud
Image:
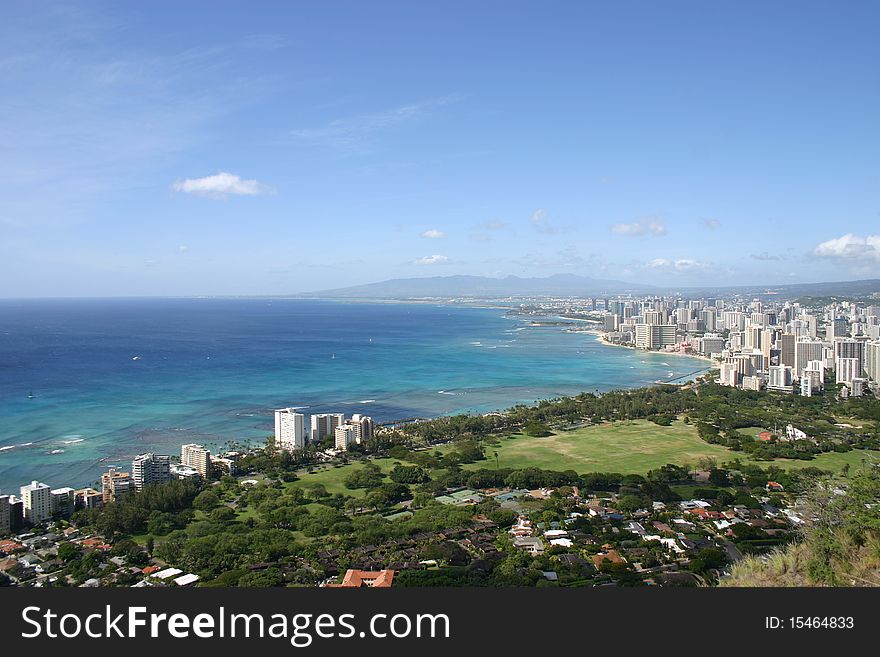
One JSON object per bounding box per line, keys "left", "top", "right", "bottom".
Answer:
{"left": 414, "top": 254, "right": 449, "bottom": 265}
{"left": 239, "top": 34, "right": 289, "bottom": 50}
{"left": 485, "top": 219, "right": 506, "bottom": 230}
{"left": 171, "top": 172, "right": 270, "bottom": 198}
{"left": 702, "top": 218, "right": 721, "bottom": 230}
{"left": 813, "top": 233, "right": 880, "bottom": 263}
{"left": 290, "top": 95, "right": 460, "bottom": 151}
{"left": 646, "top": 257, "right": 705, "bottom": 272}
{"left": 610, "top": 219, "right": 667, "bottom": 237}
{"left": 529, "top": 208, "right": 559, "bottom": 234}
{"left": 421, "top": 229, "right": 446, "bottom": 239}
{"left": 750, "top": 251, "right": 783, "bottom": 261}
{"left": 0, "top": 5, "right": 277, "bottom": 229}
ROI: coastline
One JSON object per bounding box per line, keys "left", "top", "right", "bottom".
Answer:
{"left": 0, "top": 299, "right": 716, "bottom": 491}
{"left": 588, "top": 329, "right": 717, "bottom": 365}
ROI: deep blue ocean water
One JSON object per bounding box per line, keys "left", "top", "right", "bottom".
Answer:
{"left": 0, "top": 298, "right": 708, "bottom": 491}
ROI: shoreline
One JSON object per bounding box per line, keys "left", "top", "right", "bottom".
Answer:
{"left": 588, "top": 330, "right": 717, "bottom": 365}
{"left": 0, "top": 302, "right": 716, "bottom": 491}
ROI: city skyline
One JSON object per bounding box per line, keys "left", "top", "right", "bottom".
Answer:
{"left": 2, "top": 1, "right": 879, "bottom": 298}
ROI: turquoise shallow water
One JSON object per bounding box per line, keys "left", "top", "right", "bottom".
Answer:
{"left": 0, "top": 298, "right": 707, "bottom": 491}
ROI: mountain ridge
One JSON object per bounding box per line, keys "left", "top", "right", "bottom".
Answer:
{"left": 297, "top": 274, "right": 880, "bottom": 300}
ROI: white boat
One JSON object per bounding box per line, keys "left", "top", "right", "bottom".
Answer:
{"left": 132, "top": 355, "right": 142, "bottom": 361}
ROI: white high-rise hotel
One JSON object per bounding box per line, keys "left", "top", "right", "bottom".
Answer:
{"left": 180, "top": 443, "right": 211, "bottom": 478}
{"left": 20, "top": 480, "right": 51, "bottom": 524}
{"left": 274, "top": 408, "right": 307, "bottom": 450}
{"left": 132, "top": 453, "right": 172, "bottom": 491}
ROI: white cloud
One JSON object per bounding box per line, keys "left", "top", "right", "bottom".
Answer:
{"left": 611, "top": 219, "right": 667, "bottom": 236}
{"left": 813, "top": 233, "right": 880, "bottom": 263}
{"left": 414, "top": 254, "right": 449, "bottom": 265}
{"left": 672, "top": 258, "right": 702, "bottom": 271}
{"left": 421, "top": 229, "right": 446, "bottom": 239}
{"left": 486, "top": 219, "right": 506, "bottom": 230}
{"left": 177, "top": 245, "right": 189, "bottom": 253}
{"left": 646, "top": 257, "right": 705, "bottom": 272}
{"left": 702, "top": 218, "right": 721, "bottom": 230}
{"left": 171, "top": 172, "right": 270, "bottom": 198}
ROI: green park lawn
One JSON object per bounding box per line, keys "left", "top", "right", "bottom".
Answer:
{"left": 285, "top": 457, "right": 400, "bottom": 497}
{"left": 283, "top": 420, "right": 880, "bottom": 495}
{"left": 474, "top": 419, "right": 736, "bottom": 474}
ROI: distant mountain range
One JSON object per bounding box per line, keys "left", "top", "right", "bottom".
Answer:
{"left": 299, "top": 274, "right": 880, "bottom": 300}
{"left": 301, "top": 274, "right": 654, "bottom": 298}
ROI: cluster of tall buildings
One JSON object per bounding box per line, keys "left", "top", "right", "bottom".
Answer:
{"left": 274, "top": 408, "right": 374, "bottom": 451}
{"left": 1, "top": 481, "right": 75, "bottom": 534}
{"left": 712, "top": 300, "right": 880, "bottom": 397}
{"left": 100, "top": 443, "right": 228, "bottom": 503}
{"left": 600, "top": 296, "right": 880, "bottom": 397}
{"left": 1, "top": 442, "right": 238, "bottom": 534}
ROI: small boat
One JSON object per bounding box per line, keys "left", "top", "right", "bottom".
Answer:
{"left": 331, "top": 353, "right": 336, "bottom": 359}
{"left": 132, "top": 355, "right": 142, "bottom": 361}
{"left": 27, "top": 391, "right": 34, "bottom": 399}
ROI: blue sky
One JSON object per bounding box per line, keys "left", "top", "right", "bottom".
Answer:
{"left": 1, "top": 0, "right": 879, "bottom": 296}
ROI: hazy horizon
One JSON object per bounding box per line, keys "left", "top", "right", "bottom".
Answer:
{"left": 1, "top": 271, "right": 879, "bottom": 300}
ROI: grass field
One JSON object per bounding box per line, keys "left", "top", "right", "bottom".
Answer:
{"left": 285, "top": 457, "right": 400, "bottom": 497}
{"left": 767, "top": 449, "right": 880, "bottom": 472}
{"left": 271, "top": 420, "right": 880, "bottom": 502}
{"left": 473, "top": 420, "right": 737, "bottom": 474}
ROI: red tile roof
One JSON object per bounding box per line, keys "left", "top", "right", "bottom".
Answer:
{"left": 326, "top": 569, "right": 395, "bottom": 588}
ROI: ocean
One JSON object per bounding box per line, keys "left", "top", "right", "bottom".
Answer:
{"left": 0, "top": 298, "right": 708, "bottom": 491}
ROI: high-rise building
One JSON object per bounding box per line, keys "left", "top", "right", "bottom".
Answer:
{"left": 310, "top": 413, "right": 345, "bottom": 442}
{"left": 768, "top": 365, "right": 793, "bottom": 392}
{"left": 0, "top": 494, "right": 11, "bottom": 535}
{"left": 101, "top": 468, "right": 133, "bottom": 504}
{"left": 698, "top": 334, "right": 725, "bottom": 356}
{"left": 50, "top": 487, "right": 75, "bottom": 519}
{"left": 20, "top": 480, "right": 52, "bottom": 524}
{"left": 836, "top": 357, "right": 862, "bottom": 386}
{"left": 634, "top": 324, "right": 676, "bottom": 350}
{"left": 777, "top": 333, "right": 796, "bottom": 368}
{"left": 795, "top": 339, "right": 826, "bottom": 379}
{"left": 350, "top": 413, "right": 373, "bottom": 443}
{"left": 274, "top": 408, "right": 307, "bottom": 450}
{"left": 833, "top": 338, "right": 865, "bottom": 378}
{"left": 180, "top": 443, "right": 212, "bottom": 478}
{"left": 75, "top": 488, "right": 103, "bottom": 510}
{"left": 826, "top": 318, "right": 850, "bottom": 341}
{"left": 131, "top": 453, "right": 172, "bottom": 491}
{"left": 866, "top": 341, "right": 880, "bottom": 382}
{"left": 334, "top": 424, "right": 359, "bottom": 451}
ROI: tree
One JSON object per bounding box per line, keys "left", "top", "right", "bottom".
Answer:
{"left": 616, "top": 494, "right": 646, "bottom": 514}
{"left": 523, "top": 422, "right": 551, "bottom": 437}
{"left": 193, "top": 490, "right": 220, "bottom": 512}
{"left": 57, "top": 542, "right": 80, "bottom": 563}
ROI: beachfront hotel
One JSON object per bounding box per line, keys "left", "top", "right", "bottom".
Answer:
{"left": 274, "top": 408, "right": 307, "bottom": 450}
{"left": 19, "top": 480, "right": 52, "bottom": 525}
{"left": 131, "top": 453, "right": 173, "bottom": 491}
{"left": 180, "top": 443, "right": 211, "bottom": 478}
{"left": 310, "top": 412, "right": 344, "bottom": 442}
{"left": 101, "top": 468, "right": 133, "bottom": 504}
{"left": 276, "top": 408, "right": 374, "bottom": 451}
